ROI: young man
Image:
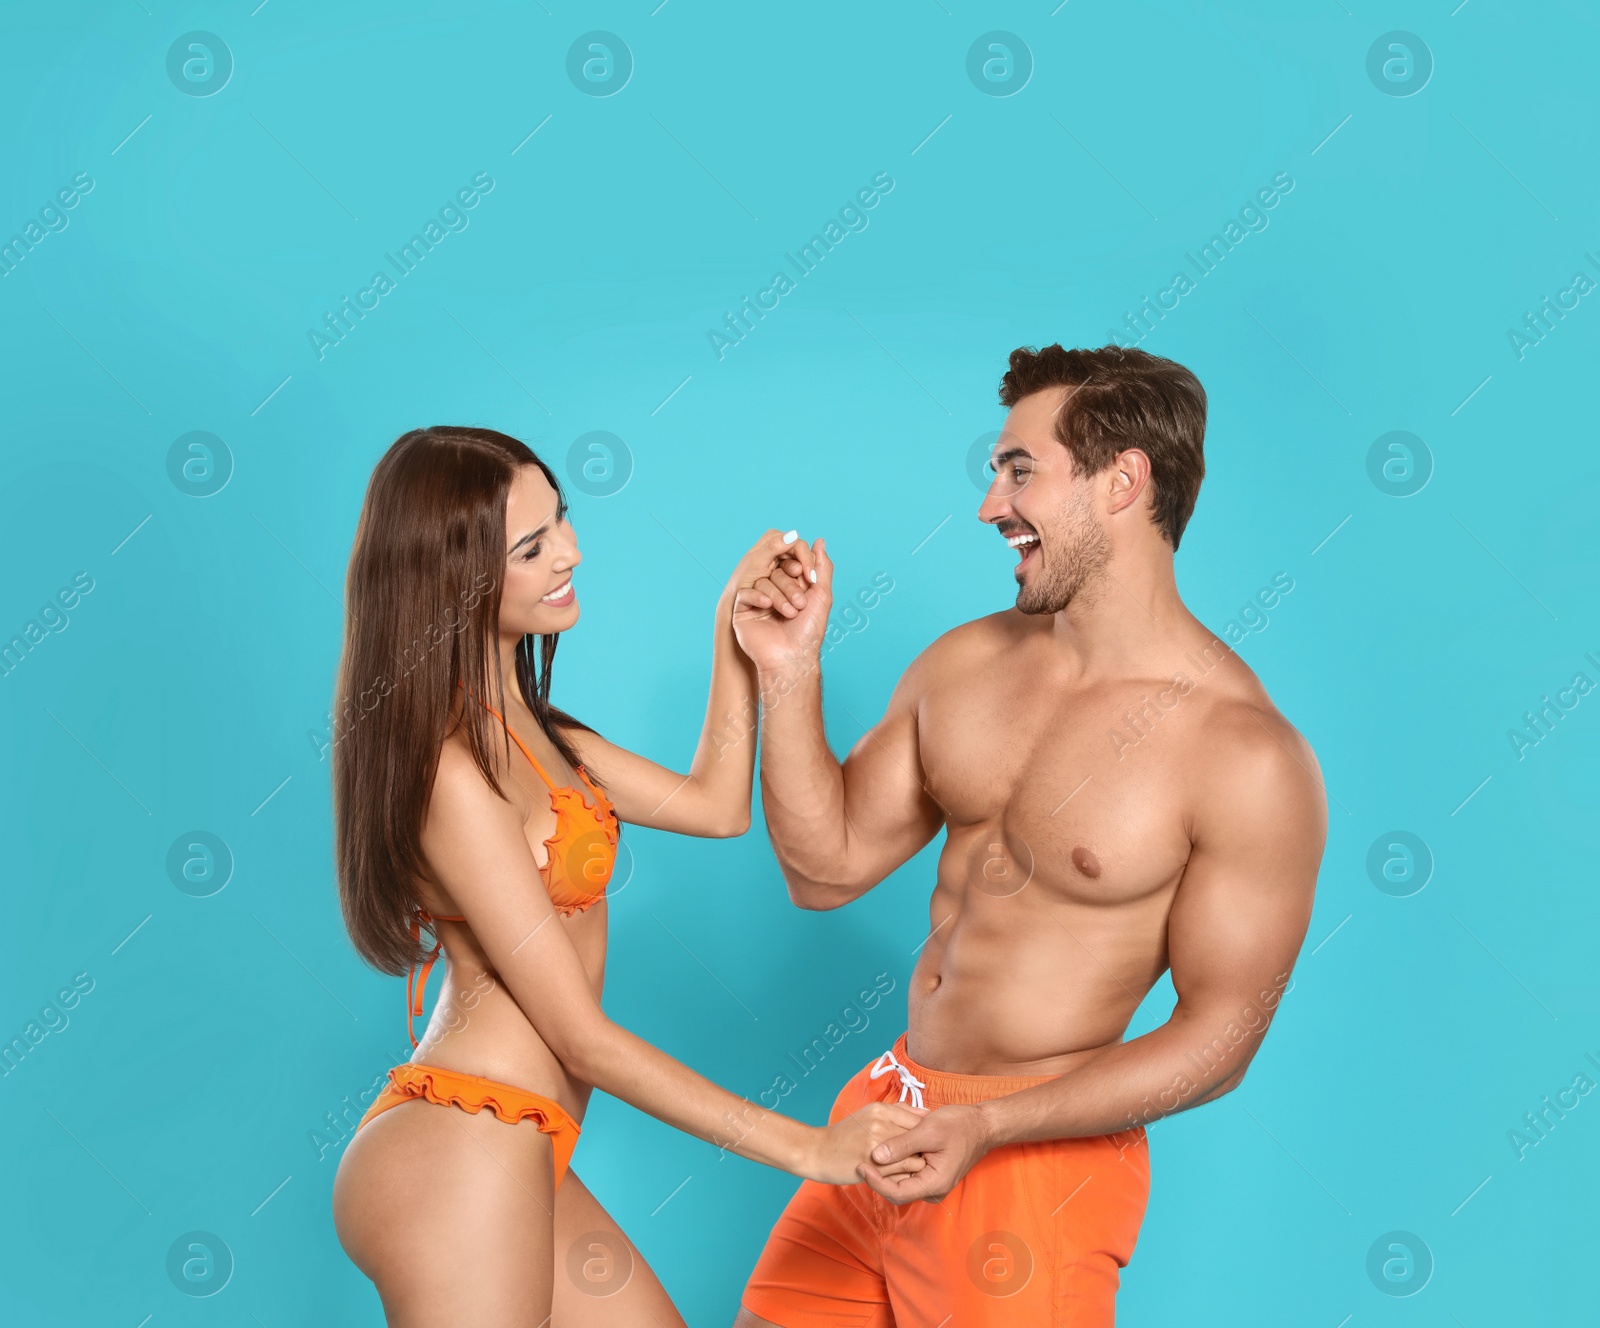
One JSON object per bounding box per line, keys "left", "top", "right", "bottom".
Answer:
{"left": 730, "top": 344, "right": 1327, "bottom": 1326}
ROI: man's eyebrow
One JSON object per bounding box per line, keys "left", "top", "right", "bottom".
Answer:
{"left": 990, "top": 446, "right": 1034, "bottom": 468}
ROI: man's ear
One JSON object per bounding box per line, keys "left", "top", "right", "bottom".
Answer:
{"left": 1105, "top": 448, "right": 1153, "bottom": 517}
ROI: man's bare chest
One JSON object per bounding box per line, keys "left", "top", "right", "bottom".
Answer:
{"left": 917, "top": 677, "right": 1198, "bottom": 905}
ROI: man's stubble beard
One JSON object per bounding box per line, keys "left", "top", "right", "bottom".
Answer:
{"left": 1015, "top": 485, "right": 1113, "bottom": 616}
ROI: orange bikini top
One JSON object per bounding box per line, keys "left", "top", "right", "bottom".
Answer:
{"left": 406, "top": 697, "right": 620, "bottom": 1045}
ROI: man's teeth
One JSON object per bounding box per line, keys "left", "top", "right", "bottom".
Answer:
{"left": 1006, "top": 533, "right": 1039, "bottom": 549}
{"left": 541, "top": 580, "right": 572, "bottom": 602}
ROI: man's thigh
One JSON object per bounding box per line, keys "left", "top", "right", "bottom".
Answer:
{"left": 738, "top": 1174, "right": 893, "bottom": 1328}
{"left": 739, "top": 1129, "right": 1150, "bottom": 1328}
{"left": 883, "top": 1130, "right": 1151, "bottom": 1328}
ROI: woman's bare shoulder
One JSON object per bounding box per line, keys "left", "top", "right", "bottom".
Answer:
{"left": 429, "top": 731, "right": 523, "bottom": 824}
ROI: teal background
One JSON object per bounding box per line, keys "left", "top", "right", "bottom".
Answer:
{"left": 3, "top": 2, "right": 1597, "bottom": 1324}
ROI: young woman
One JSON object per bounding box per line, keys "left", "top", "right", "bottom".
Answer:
{"left": 330, "top": 427, "right": 922, "bottom": 1324}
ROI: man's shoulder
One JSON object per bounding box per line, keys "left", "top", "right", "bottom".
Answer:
{"left": 1188, "top": 686, "right": 1325, "bottom": 831}
{"left": 918, "top": 608, "right": 1024, "bottom": 664}
{"left": 889, "top": 611, "right": 1024, "bottom": 700}
{"left": 1204, "top": 692, "right": 1313, "bottom": 763}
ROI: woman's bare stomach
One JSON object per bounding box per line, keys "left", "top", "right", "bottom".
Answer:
{"left": 405, "top": 908, "right": 607, "bottom": 1124}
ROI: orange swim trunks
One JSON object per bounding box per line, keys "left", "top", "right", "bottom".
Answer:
{"left": 742, "top": 1032, "right": 1150, "bottom": 1327}
{"left": 356, "top": 1062, "right": 582, "bottom": 1189}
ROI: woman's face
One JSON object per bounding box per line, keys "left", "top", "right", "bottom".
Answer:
{"left": 500, "top": 464, "right": 581, "bottom": 638}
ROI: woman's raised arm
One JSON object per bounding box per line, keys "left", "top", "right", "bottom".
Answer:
{"left": 565, "top": 528, "right": 816, "bottom": 838}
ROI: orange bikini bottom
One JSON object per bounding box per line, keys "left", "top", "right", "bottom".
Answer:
{"left": 356, "top": 1062, "right": 582, "bottom": 1188}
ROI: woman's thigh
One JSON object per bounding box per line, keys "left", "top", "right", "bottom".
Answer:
{"left": 334, "top": 1100, "right": 557, "bottom": 1327}
{"left": 553, "top": 1169, "right": 686, "bottom": 1328}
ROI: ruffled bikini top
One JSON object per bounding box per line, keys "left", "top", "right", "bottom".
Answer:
{"left": 481, "top": 696, "right": 619, "bottom": 915}
{"left": 406, "top": 695, "right": 619, "bottom": 1045}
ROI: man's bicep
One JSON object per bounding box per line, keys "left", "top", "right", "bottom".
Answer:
{"left": 1167, "top": 725, "right": 1326, "bottom": 1035}
{"left": 837, "top": 683, "right": 944, "bottom": 886}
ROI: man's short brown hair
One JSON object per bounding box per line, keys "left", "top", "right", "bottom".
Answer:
{"left": 998, "top": 344, "right": 1206, "bottom": 550}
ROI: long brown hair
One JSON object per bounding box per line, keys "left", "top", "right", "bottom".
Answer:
{"left": 333, "top": 426, "right": 593, "bottom": 974}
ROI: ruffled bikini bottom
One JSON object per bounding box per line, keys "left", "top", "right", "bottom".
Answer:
{"left": 356, "top": 1062, "right": 582, "bottom": 1188}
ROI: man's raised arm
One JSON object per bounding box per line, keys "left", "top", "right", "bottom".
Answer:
{"left": 732, "top": 539, "right": 944, "bottom": 910}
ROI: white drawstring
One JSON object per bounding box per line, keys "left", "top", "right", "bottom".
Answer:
{"left": 869, "top": 1048, "right": 926, "bottom": 1110}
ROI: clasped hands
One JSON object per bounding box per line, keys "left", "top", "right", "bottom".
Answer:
{"left": 820, "top": 1100, "right": 995, "bottom": 1204}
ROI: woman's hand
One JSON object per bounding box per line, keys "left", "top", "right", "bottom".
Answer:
{"left": 802, "top": 1101, "right": 928, "bottom": 1185}
{"left": 731, "top": 532, "right": 833, "bottom": 674}
{"left": 722, "top": 528, "right": 816, "bottom": 620}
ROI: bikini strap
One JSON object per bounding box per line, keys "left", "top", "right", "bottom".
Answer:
{"left": 574, "top": 763, "right": 614, "bottom": 815}
{"left": 470, "top": 691, "right": 560, "bottom": 792}
{"left": 407, "top": 908, "right": 464, "bottom": 1047}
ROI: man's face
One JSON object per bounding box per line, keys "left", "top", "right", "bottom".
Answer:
{"left": 978, "top": 385, "right": 1112, "bottom": 616}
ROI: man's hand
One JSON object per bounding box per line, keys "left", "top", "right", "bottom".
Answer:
{"left": 721, "top": 529, "right": 816, "bottom": 613}
{"left": 803, "top": 1101, "right": 928, "bottom": 1185}
{"left": 732, "top": 535, "right": 835, "bottom": 675}
{"left": 855, "top": 1103, "right": 993, "bottom": 1204}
